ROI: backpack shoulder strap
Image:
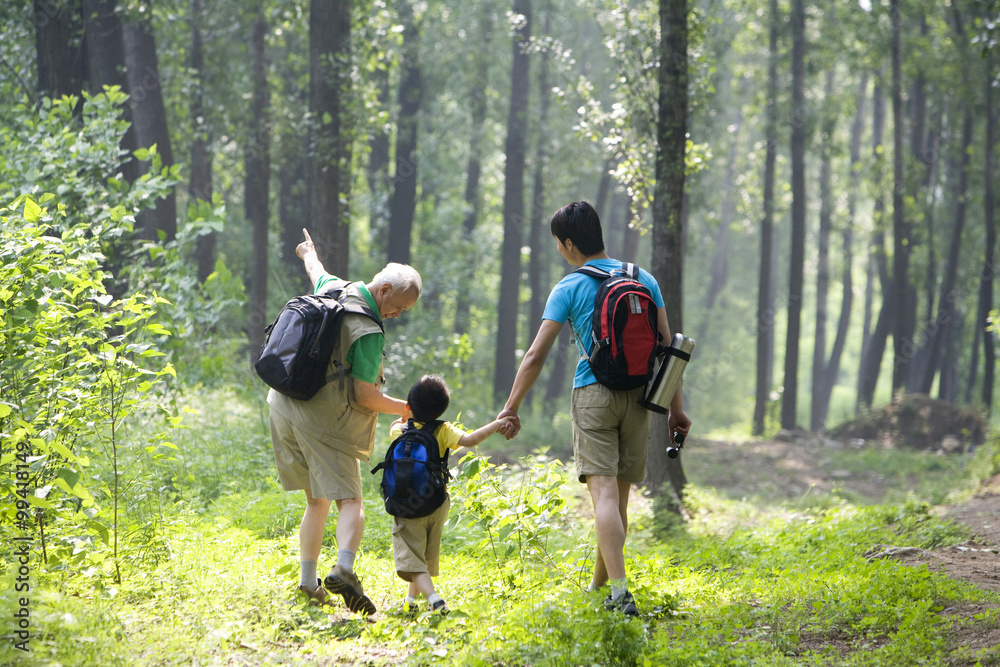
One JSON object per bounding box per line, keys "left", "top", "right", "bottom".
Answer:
{"left": 574, "top": 265, "right": 611, "bottom": 281}
{"left": 622, "top": 262, "right": 640, "bottom": 280}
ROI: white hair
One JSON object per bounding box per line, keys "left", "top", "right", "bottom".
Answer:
{"left": 372, "top": 262, "right": 422, "bottom": 295}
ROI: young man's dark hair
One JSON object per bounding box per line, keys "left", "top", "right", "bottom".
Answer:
{"left": 407, "top": 375, "right": 451, "bottom": 423}
{"left": 549, "top": 200, "right": 606, "bottom": 256}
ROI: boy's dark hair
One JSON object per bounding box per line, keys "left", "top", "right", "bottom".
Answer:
{"left": 550, "top": 201, "right": 605, "bottom": 256}
{"left": 407, "top": 375, "right": 451, "bottom": 423}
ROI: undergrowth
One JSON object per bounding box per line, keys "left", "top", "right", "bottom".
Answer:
{"left": 3, "top": 388, "right": 999, "bottom": 666}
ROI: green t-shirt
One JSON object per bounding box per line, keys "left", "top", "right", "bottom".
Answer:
{"left": 315, "top": 274, "right": 384, "bottom": 384}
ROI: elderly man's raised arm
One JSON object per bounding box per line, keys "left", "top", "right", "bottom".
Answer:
{"left": 296, "top": 228, "right": 327, "bottom": 289}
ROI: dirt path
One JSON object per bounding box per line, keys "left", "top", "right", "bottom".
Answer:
{"left": 687, "top": 438, "right": 1000, "bottom": 592}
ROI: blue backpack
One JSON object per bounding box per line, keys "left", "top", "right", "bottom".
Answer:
{"left": 371, "top": 419, "right": 450, "bottom": 519}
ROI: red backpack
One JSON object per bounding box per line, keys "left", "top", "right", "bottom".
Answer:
{"left": 575, "top": 263, "right": 661, "bottom": 391}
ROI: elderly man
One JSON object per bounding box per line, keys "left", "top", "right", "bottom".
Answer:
{"left": 268, "top": 229, "right": 421, "bottom": 615}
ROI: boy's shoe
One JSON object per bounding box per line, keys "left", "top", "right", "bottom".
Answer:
{"left": 604, "top": 591, "right": 639, "bottom": 617}
{"left": 430, "top": 598, "right": 450, "bottom": 615}
{"left": 324, "top": 565, "right": 377, "bottom": 616}
{"left": 403, "top": 599, "right": 420, "bottom": 616}
{"left": 297, "top": 578, "right": 334, "bottom": 607}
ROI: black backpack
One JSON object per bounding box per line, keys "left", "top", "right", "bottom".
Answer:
{"left": 254, "top": 282, "right": 383, "bottom": 401}
{"left": 371, "top": 419, "right": 450, "bottom": 519}
{"left": 574, "top": 262, "right": 661, "bottom": 391}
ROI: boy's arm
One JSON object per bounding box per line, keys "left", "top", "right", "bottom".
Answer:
{"left": 456, "top": 418, "right": 511, "bottom": 449}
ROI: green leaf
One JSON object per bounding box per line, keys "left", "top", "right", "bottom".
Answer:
{"left": 23, "top": 197, "right": 42, "bottom": 222}
{"left": 276, "top": 563, "right": 295, "bottom": 576}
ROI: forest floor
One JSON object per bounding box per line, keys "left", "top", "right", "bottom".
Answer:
{"left": 689, "top": 434, "right": 1000, "bottom": 658}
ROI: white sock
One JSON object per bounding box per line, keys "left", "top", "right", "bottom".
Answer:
{"left": 427, "top": 592, "right": 443, "bottom": 606}
{"left": 587, "top": 581, "right": 600, "bottom": 593}
{"left": 610, "top": 578, "right": 628, "bottom": 601}
{"left": 404, "top": 595, "right": 419, "bottom": 606}
{"left": 336, "top": 549, "right": 356, "bottom": 572}
{"left": 300, "top": 560, "right": 318, "bottom": 589}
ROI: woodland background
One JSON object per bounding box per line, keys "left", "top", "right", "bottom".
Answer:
{"left": 3, "top": 0, "right": 1000, "bottom": 664}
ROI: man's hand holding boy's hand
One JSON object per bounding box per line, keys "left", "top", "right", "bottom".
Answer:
{"left": 496, "top": 410, "right": 520, "bottom": 439}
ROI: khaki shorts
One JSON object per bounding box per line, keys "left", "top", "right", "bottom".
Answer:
{"left": 270, "top": 410, "right": 362, "bottom": 501}
{"left": 571, "top": 383, "right": 651, "bottom": 484}
{"left": 392, "top": 496, "right": 451, "bottom": 579}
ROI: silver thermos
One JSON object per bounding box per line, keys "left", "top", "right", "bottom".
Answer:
{"left": 640, "top": 333, "right": 695, "bottom": 415}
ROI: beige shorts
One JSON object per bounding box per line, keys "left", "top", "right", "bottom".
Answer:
{"left": 571, "top": 383, "right": 651, "bottom": 483}
{"left": 391, "top": 496, "right": 451, "bottom": 579}
{"left": 270, "top": 410, "right": 363, "bottom": 501}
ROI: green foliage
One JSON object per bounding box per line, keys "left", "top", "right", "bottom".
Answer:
{"left": 0, "top": 91, "right": 181, "bottom": 582}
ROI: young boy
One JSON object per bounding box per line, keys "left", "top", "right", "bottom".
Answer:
{"left": 387, "top": 375, "right": 511, "bottom": 614}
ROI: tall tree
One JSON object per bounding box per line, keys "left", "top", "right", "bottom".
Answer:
{"left": 83, "top": 0, "right": 138, "bottom": 183}
{"left": 752, "top": 0, "right": 780, "bottom": 437}
{"left": 453, "top": 5, "right": 493, "bottom": 335}
{"left": 189, "top": 0, "right": 214, "bottom": 282}
{"left": 971, "top": 58, "right": 997, "bottom": 412}
{"left": 493, "top": 0, "right": 532, "bottom": 402}
{"left": 34, "top": 0, "right": 83, "bottom": 101}
{"left": 246, "top": 13, "right": 270, "bottom": 361}
{"left": 387, "top": 1, "right": 421, "bottom": 266}
{"left": 809, "top": 69, "right": 841, "bottom": 432}
{"left": 527, "top": 11, "right": 552, "bottom": 348}
{"left": 889, "top": 0, "right": 913, "bottom": 394}
{"left": 815, "top": 74, "right": 867, "bottom": 427}
{"left": 781, "top": 0, "right": 806, "bottom": 430}
{"left": 858, "top": 75, "right": 892, "bottom": 410}
{"left": 123, "top": 10, "right": 177, "bottom": 241}
{"left": 647, "top": 0, "right": 688, "bottom": 502}
{"left": 308, "top": 0, "right": 352, "bottom": 273}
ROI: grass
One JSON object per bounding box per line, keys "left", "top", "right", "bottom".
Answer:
{"left": 3, "top": 386, "right": 1000, "bottom": 665}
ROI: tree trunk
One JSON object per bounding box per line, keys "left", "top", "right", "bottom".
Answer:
{"left": 83, "top": 0, "right": 138, "bottom": 183}
{"left": 698, "top": 110, "right": 741, "bottom": 343}
{"left": 820, "top": 74, "right": 867, "bottom": 427}
{"left": 781, "top": 0, "right": 806, "bottom": 431}
{"left": 647, "top": 0, "right": 688, "bottom": 502}
{"left": 453, "top": 7, "right": 493, "bottom": 335}
{"left": 279, "top": 157, "right": 307, "bottom": 289}
{"left": 387, "top": 2, "right": 421, "bottom": 266}
{"left": 308, "top": 0, "right": 352, "bottom": 274}
{"left": 890, "top": 0, "right": 914, "bottom": 395}
{"left": 810, "top": 69, "right": 836, "bottom": 432}
{"left": 918, "top": 110, "right": 972, "bottom": 395}
{"left": 189, "top": 0, "right": 214, "bottom": 283}
{"left": 752, "top": 0, "right": 779, "bottom": 436}
{"left": 493, "top": 0, "right": 531, "bottom": 402}
{"left": 246, "top": 14, "right": 270, "bottom": 362}
{"left": 858, "top": 76, "right": 891, "bottom": 410}
{"left": 527, "top": 12, "right": 552, "bottom": 349}
{"left": 123, "top": 14, "right": 177, "bottom": 242}
{"left": 35, "top": 0, "right": 83, "bottom": 101}
{"left": 368, "top": 63, "right": 391, "bottom": 260}
{"left": 981, "top": 61, "right": 997, "bottom": 413}
{"left": 620, "top": 191, "right": 640, "bottom": 263}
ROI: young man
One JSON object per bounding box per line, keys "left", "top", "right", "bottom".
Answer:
{"left": 268, "top": 229, "right": 421, "bottom": 615}
{"left": 498, "top": 201, "right": 691, "bottom": 616}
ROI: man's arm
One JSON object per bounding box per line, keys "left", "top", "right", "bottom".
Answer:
{"left": 353, "top": 379, "right": 411, "bottom": 419}
{"left": 498, "top": 318, "right": 564, "bottom": 436}
{"left": 658, "top": 306, "right": 691, "bottom": 436}
{"left": 296, "top": 228, "right": 327, "bottom": 290}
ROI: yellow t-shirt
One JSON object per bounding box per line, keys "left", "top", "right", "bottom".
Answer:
{"left": 389, "top": 420, "right": 466, "bottom": 458}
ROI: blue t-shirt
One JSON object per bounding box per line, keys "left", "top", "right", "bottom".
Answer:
{"left": 542, "top": 258, "right": 665, "bottom": 388}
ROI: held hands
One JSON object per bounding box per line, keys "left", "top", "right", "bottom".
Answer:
{"left": 668, "top": 409, "right": 692, "bottom": 441}
{"left": 496, "top": 408, "right": 521, "bottom": 440}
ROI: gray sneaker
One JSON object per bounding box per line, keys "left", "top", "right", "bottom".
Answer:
{"left": 324, "top": 565, "right": 377, "bottom": 616}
